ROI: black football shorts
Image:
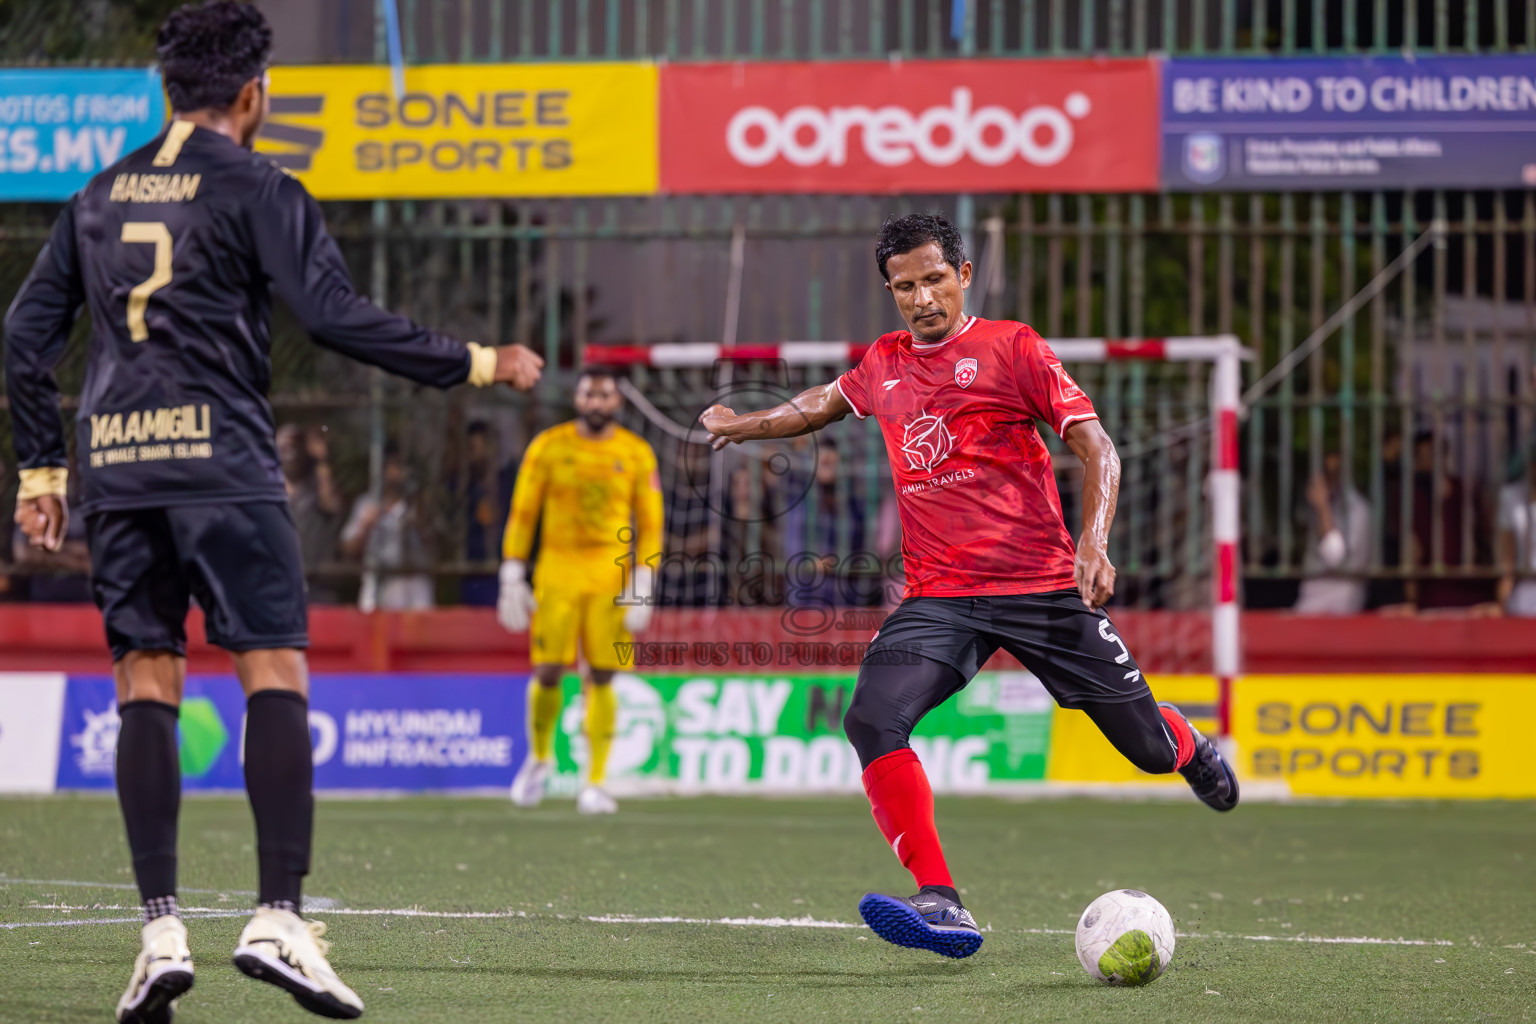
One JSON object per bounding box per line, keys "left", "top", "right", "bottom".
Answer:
{"left": 863, "top": 589, "right": 1151, "bottom": 707}
{"left": 85, "top": 502, "right": 309, "bottom": 660}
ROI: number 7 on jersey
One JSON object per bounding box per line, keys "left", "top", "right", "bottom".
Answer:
{"left": 121, "top": 221, "right": 172, "bottom": 342}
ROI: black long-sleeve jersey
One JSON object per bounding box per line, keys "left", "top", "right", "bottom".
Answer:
{"left": 4, "top": 120, "right": 495, "bottom": 514}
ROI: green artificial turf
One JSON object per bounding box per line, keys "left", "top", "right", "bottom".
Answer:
{"left": 1, "top": 795, "right": 1533, "bottom": 1023}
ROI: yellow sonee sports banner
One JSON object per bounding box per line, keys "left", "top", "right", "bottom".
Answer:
{"left": 257, "top": 63, "right": 657, "bottom": 199}
{"left": 1230, "top": 674, "right": 1536, "bottom": 799}
{"left": 1045, "top": 674, "right": 1536, "bottom": 798}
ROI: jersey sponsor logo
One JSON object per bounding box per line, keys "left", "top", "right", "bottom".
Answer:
{"left": 898, "top": 411, "right": 955, "bottom": 474}
{"left": 954, "top": 357, "right": 978, "bottom": 388}
{"left": 898, "top": 466, "right": 976, "bottom": 496}
{"left": 89, "top": 404, "right": 211, "bottom": 449}
{"left": 882, "top": 378, "right": 902, "bottom": 390}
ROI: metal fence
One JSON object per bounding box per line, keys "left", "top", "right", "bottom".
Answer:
{"left": 1, "top": 0, "right": 1533, "bottom": 614}
{"left": 317, "top": 0, "right": 1535, "bottom": 61}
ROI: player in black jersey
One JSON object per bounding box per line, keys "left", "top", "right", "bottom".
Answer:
{"left": 3, "top": 4, "right": 542, "bottom": 1021}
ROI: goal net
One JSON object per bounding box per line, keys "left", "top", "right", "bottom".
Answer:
{"left": 586, "top": 335, "right": 1243, "bottom": 736}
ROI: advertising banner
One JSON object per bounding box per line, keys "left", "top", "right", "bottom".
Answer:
{"left": 0, "top": 673, "right": 67, "bottom": 793}
{"left": 541, "top": 670, "right": 1058, "bottom": 794}
{"left": 1163, "top": 55, "right": 1536, "bottom": 190}
{"left": 659, "top": 59, "right": 1159, "bottom": 194}
{"left": 55, "top": 674, "right": 528, "bottom": 792}
{"left": 33, "top": 670, "right": 1536, "bottom": 798}
{"left": 0, "top": 68, "right": 166, "bottom": 200}
{"left": 258, "top": 63, "right": 657, "bottom": 199}
{"left": 1230, "top": 674, "right": 1536, "bottom": 798}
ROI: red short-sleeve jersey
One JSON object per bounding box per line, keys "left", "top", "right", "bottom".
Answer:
{"left": 837, "top": 316, "right": 1097, "bottom": 598}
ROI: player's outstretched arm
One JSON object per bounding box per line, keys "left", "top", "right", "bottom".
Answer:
{"left": 3, "top": 201, "right": 83, "bottom": 552}
{"left": 1063, "top": 418, "right": 1122, "bottom": 610}
{"left": 700, "top": 382, "right": 852, "bottom": 449}
{"left": 251, "top": 174, "right": 542, "bottom": 391}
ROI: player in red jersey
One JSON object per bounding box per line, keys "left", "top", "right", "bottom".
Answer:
{"left": 701, "top": 214, "right": 1237, "bottom": 960}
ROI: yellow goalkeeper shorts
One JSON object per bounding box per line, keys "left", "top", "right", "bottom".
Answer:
{"left": 530, "top": 584, "right": 630, "bottom": 670}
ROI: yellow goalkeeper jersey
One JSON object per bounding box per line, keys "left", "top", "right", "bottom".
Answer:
{"left": 502, "top": 421, "right": 664, "bottom": 593}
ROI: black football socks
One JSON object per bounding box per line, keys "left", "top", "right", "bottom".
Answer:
{"left": 116, "top": 700, "right": 182, "bottom": 923}
{"left": 244, "top": 690, "right": 314, "bottom": 914}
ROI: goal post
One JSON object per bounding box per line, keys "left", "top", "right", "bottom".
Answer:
{"left": 583, "top": 334, "right": 1247, "bottom": 737}
{"left": 1050, "top": 336, "right": 1244, "bottom": 737}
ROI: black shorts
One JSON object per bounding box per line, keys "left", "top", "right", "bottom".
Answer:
{"left": 864, "top": 589, "right": 1150, "bottom": 708}
{"left": 86, "top": 502, "right": 309, "bottom": 661}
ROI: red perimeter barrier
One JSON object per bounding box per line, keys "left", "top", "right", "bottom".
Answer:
{"left": 0, "top": 606, "right": 1531, "bottom": 675}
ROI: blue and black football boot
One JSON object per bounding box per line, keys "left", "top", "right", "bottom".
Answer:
{"left": 1161, "top": 701, "right": 1240, "bottom": 812}
{"left": 858, "top": 886, "right": 983, "bottom": 959}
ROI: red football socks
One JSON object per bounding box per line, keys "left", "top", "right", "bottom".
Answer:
{"left": 1159, "top": 705, "right": 1196, "bottom": 771}
{"left": 861, "top": 748, "right": 954, "bottom": 891}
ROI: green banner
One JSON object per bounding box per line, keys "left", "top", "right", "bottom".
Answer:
{"left": 544, "top": 672, "right": 1054, "bottom": 795}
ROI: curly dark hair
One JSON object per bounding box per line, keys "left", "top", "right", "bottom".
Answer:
{"left": 157, "top": 1, "right": 271, "bottom": 112}
{"left": 874, "top": 213, "right": 966, "bottom": 281}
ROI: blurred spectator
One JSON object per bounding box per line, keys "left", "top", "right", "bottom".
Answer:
{"left": 720, "top": 457, "right": 786, "bottom": 605}
{"left": 1369, "top": 430, "right": 1409, "bottom": 609}
{"left": 1292, "top": 451, "right": 1371, "bottom": 615}
{"left": 782, "top": 438, "right": 867, "bottom": 607}
{"left": 460, "top": 421, "right": 515, "bottom": 606}
{"left": 1404, "top": 431, "right": 1498, "bottom": 612}
{"left": 1497, "top": 448, "right": 1536, "bottom": 616}
{"left": 277, "top": 423, "right": 341, "bottom": 604}
{"left": 341, "top": 445, "right": 434, "bottom": 611}
{"left": 661, "top": 442, "right": 725, "bottom": 606}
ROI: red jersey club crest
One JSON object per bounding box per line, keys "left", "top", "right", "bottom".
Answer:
{"left": 954, "top": 357, "right": 978, "bottom": 388}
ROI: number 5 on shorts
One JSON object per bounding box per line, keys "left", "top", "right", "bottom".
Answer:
{"left": 1097, "top": 619, "right": 1142, "bottom": 685}
{"left": 121, "top": 221, "right": 172, "bottom": 342}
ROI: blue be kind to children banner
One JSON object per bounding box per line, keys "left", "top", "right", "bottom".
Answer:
{"left": 0, "top": 68, "right": 167, "bottom": 200}
{"left": 1162, "top": 54, "right": 1536, "bottom": 190}
{"left": 56, "top": 674, "right": 529, "bottom": 792}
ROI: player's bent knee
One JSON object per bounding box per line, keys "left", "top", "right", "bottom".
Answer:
{"left": 842, "top": 694, "right": 908, "bottom": 769}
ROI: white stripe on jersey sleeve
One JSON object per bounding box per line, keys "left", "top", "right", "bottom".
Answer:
{"left": 834, "top": 374, "right": 868, "bottom": 419}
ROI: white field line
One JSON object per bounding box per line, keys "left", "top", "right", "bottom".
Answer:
{"left": 0, "top": 878, "right": 339, "bottom": 910}
{"left": 0, "top": 878, "right": 255, "bottom": 895}
{"left": 0, "top": 901, "right": 1456, "bottom": 946}
{"left": 1012, "top": 926, "right": 1453, "bottom": 947}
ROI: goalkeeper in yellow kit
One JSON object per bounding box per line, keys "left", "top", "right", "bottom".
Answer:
{"left": 498, "top": 367, "right": 664, "bottom": 814}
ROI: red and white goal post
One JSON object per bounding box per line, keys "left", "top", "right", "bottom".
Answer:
{"left": 584, "top": 335, "right": 1246, "bottom": 737}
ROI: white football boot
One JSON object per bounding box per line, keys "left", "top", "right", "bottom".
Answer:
{"left": 116, "top": 914, "right": 194, "bottom": 1024}
{"left": 509, "top": 756, "right": 550, "bottom": 807}
{"left": 232, "top": 907, "right": 364, "bottom": 1019}
{"left": 576, "top": 784, "right": 618, "bottom": 815}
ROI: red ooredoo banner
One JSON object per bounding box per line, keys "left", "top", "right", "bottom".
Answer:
{"left": 660, "top": 59, "right": 1159, "bottom": 194}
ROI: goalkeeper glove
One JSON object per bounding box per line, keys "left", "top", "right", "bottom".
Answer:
{"left": 497, "top": 559, "right": 537, "bottom": 632}
{"left": 622, "top": 564, "right": 655, "bottom": 634}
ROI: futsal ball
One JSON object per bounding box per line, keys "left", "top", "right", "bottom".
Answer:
{"left": 1074, "top": 889, "right": 1175, "bottom": 986}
